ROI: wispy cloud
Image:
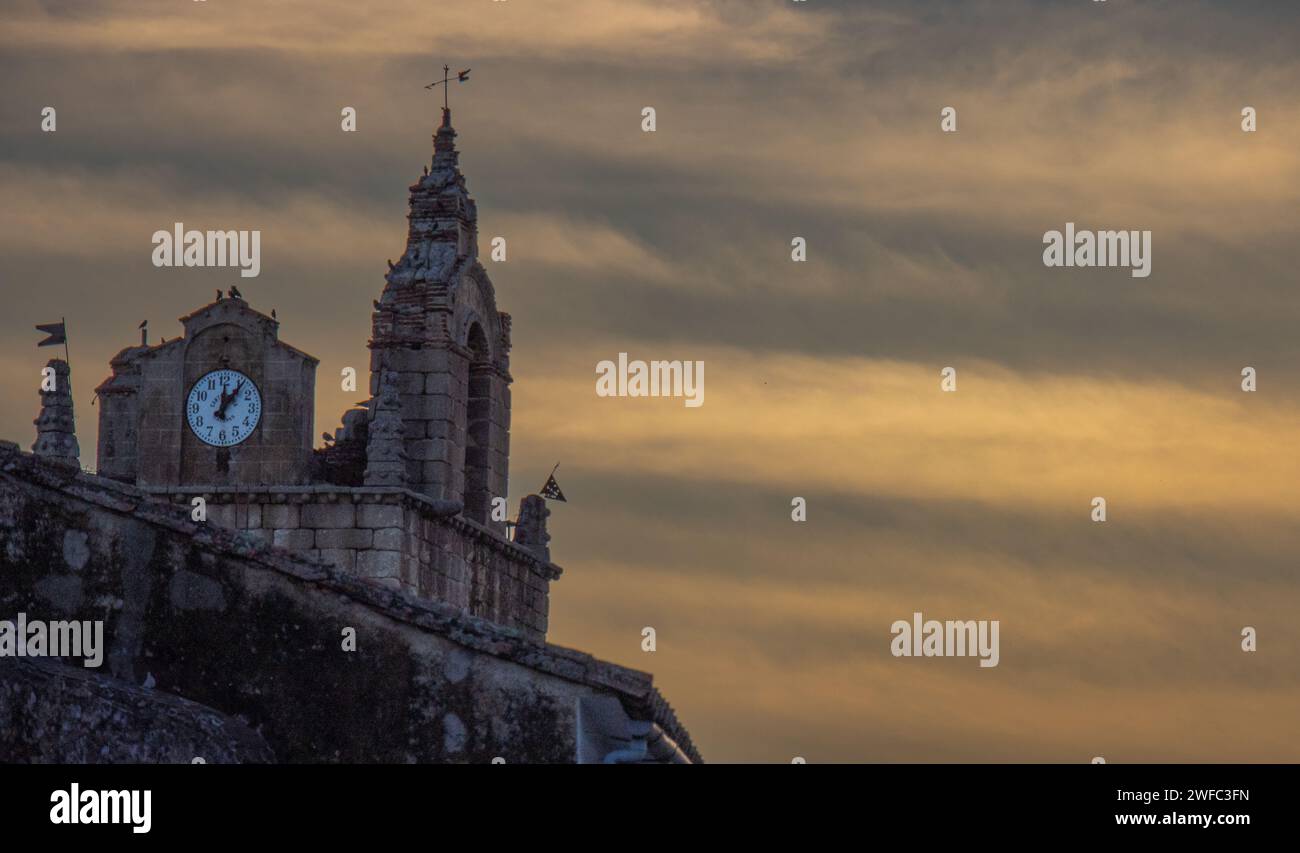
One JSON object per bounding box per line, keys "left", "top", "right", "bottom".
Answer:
{"left": 4, "top": 0, "right": 1298, "bottom": 761}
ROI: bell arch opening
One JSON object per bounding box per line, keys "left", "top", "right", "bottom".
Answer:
{"left": 463, "top": 322, "right": 492, "bottom": 524}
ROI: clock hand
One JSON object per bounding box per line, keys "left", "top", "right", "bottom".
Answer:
{"left": 212, "top": 384, "right": 230, "bottom": 420}
{"left": 209, "top": 386, "right": 227, "bottom": 418}
{"left": 215, "top": 380, "right": 245, "bottom": 421}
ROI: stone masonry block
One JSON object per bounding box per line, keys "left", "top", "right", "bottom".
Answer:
{"left": 404, "top": 395, "right": 455, "bottom": 422}
{"left": 357, "top": 549, "right": 402, "bottom": 579}
{"left": 408, "top": 439, "right": 454, "bottom": 462}
{"left": 357, "top": 504, "right": 404, "bottom": 529}
{"left": 241, "top": 528, "right": 271, "bottom": 547}
{"left": 315, "top": 528, "right": 374, "bottom": 550}
{"left": 264, "top": 504, "right": 299, "bottom": 529}
{"left": 372, "top": 527, "right": 404, "bottom": 550}
{"left": 301, "top": 503, "right": 357, "bottom": 529}
{"left": 207, "top": 504, "right": 236, "bottom": 528}
{"left": 421, "top": 460, "right": 453, "bottom": 484}
{"left": 424, "top": 374, "right": 454, "bottom": 396}
{"left": 273, "top": 528, "right": 315, "bottom": 550}
{"left": 319, "top": 549, "right": 357, "bottom": 572}
{"left": 397, "top": 372, "right": 426, "bottom": 395}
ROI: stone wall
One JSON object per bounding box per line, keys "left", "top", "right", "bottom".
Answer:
{"left": 98, "top": 299, "right": 318, "bottom": 488}
{"left": 96, "top": 346, "right": 148, "bottom": 482}
{"left": 142, "top": 485, "right": 558, "bottom": 642}
{"left": 367, "top": 344, "right": 470, "bottom": 505}
{"left": 0, "top": 443, "right": 700, "bottom": 763}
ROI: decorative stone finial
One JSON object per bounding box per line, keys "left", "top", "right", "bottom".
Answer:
{"left": 514, "top": 495, "right": 551, "bottom": 562}
{"left": 33, "top": 359, "right": 79, "bottom": 466}
{"left": 433, "top": 109, "right": 458, "bottom": 170}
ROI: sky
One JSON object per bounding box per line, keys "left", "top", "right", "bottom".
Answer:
{"left": 2, "top": 0, "right": 1299, "bottom": 762}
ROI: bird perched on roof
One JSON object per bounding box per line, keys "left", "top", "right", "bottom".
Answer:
{"left": 215, "top": 289, "right": 223, "bottom": 301}
{"left": 271, "top": 309, "right": 277, "bottom": 321}
{"left": 230, "top": 285, "right": 243, "bottom": 300}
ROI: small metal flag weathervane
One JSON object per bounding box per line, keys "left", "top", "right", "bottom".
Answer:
{"left": 424, "top": 64, "right": 471, "bottom": 112}
{"left": 35, "top": 318, "right": 80, "bottom": 420}
{"left": 540, "top": 463, "right": 566, "bottom": 502}
{"left": 35, "top": 318, "right": 70, "bottom": 365}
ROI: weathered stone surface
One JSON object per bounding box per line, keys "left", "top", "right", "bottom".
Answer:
{"left": 357, "top": 547, "right": 402, "bottom": 579}
{"left": 263, "top": 505, "right": 299, "bottom": 528}
{"left": 371, "top": 527, "right": 403, "bottom": 550}
{"left": 273, "top": 528, "right": 314, "bottom": 550}
{"left": 32, "top": 359, "right": 79, "bottom": 466}
{"left": 367, "top": 109, "right": 511, "bottom": 511}
{"left": 363, "top": 368, "right": 406, "bottom": 487}
{"left": 315, "top": 528, "right": 372, "bottom": 550}
{"left": 0, "top": 657, "right": 274, "bottom": 764}
{"left": 301, "top": 503, "right": 356, "bottom": 529}
{"left": 140, "top": 484, "right": 554, "bottom": 639}
{"left": 358, "top": 504, "right": 404, "bottom": 529}
{"left": 97, "top": 301, "right": 318, "bottom": 488}
{"left": 514, "top": 495, "right": 551, "bottom": 563}
{"left": 0, "top": 447, "right": 701, "bottom": 763}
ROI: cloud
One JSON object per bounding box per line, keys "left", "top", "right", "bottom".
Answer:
{"left": 482, "top": 211, "right": 676, "bottom": 284}
{"left": 4, "top": 0, "right": 1299, "bottom": 761}
{"left": 2, "top": 0, "right": 830, "bottom": 63}
{"left": 553, "top": 556, "right": 1300, "bottom": 762}
{"left": 513, "top": 342, "right": 1300, "bottom": 512}
{"left": 0, "top": 164, "right": 390, "bottom": 263}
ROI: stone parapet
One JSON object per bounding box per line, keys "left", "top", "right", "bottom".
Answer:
{"left": 141, "top": 483, "right": 560, "bottom": 642}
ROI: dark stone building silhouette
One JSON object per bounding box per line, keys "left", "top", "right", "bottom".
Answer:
{"left": 93, "top": 107, "right": 548, "bottom": 641}
{"left": 0, "top": 106, "right": 700, "bottom": 764}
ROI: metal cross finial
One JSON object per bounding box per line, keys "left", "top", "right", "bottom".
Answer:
{"left": 425, "top": 64, "right": 471, "bottom": 113}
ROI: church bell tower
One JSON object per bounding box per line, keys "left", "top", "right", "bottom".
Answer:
{"left": 366, "top": 106, "right": 513, "bottom": 533}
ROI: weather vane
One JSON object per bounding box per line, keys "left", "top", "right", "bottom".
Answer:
{"left": 425, "top": 64, "right": 471, "bottom": 113}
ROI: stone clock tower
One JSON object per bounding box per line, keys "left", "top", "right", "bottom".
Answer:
{"left": 88, "top": 105, "right": 560, "bottom": 643}
{"left": 96, "top": 297, "right": 317, "bottom": 487}
{"left": 367, "top": 106, "right": 513, "bottom": 530}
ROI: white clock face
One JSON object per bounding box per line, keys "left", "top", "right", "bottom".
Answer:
{"left": 186, "top": 369, "right": 262, "bottom": 447}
